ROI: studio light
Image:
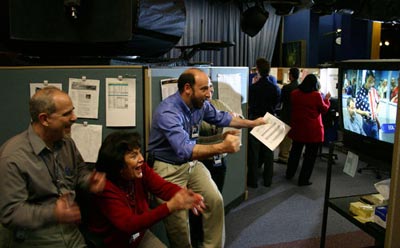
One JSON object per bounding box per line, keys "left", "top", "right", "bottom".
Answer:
{"left": 271, "top": 3, "right": 295, "bottom": 16}
{"left": 240, "top": 5, "right": 269, "bottom": 37}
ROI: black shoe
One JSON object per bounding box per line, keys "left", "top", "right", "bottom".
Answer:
{"left": 298, "top": 181, "right": 312, "bottom": 186}
{"left": 247, "top": 183, "right": 258, "bottom": 189}
{"left": 285, "top": 174, "right": 294, "bottom": 180}
{"left": 263, "top": 182, "right": 271, "bottom": 187}
{"left": 274, "top": 158, "right": 288, "bottom": 164}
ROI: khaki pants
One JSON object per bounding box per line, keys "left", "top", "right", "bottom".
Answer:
{"left": 153, "top": 160, "right": 225, "bottom": 248}
{"left": 137, "top": 231, "right": 166, "bottom": 248}
{"left": 278, "top": 135, "right": 292, "bottom": 161}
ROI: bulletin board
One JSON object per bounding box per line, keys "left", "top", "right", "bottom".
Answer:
{"left": 0, "top": 66, "right": 146, "bottom": 153}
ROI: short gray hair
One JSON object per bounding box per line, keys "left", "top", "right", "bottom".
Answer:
{"left": 29, "top": 86, "right": 62, "bottom": 122}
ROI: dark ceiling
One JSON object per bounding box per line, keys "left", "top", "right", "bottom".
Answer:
{"left": 0, "top": 0, "right": 399, "bottom": 65}
{"left": 211, "top": 0, "right": 400, "bottom": 22}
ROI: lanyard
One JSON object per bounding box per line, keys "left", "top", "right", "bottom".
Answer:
{"left": 40, "top": 149, "right": 62, "bottom": 195}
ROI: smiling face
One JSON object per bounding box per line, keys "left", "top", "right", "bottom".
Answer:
{"left": 189, "top": 71, "right": 210, "bottom": 109}
{"left": 120, "top": 148, "right": 144, "bottom": 180}
{"left": 45, "top": 92, "right": 77, "bottom": 139}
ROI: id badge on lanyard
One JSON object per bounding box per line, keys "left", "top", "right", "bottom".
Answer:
{"left": 213, "top": 154, "right": 222, "bottom": 167}
{"left": 191, "top": 124, "right": 199, "bottom": 139}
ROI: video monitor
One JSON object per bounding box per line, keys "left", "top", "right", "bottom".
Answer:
{"left": 338, "top": 59, "right": 399, "bottom": 165}
{"left": 341, "top": 68, "right": 398, "bottom": 143}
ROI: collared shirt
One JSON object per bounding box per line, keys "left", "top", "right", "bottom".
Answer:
{"left": 148, "top": 92, "right": 232, "bottom": 163}
{"left": 0, "top": 125, "right": 91, "bottom": 229}
{"left": 344, "top": 112, "right": 366, "bottom": 135}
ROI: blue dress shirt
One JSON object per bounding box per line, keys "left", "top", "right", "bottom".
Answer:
{"left": 148, "top": 92, "right": 232, "bottom": 163}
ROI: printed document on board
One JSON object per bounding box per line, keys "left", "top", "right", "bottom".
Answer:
{"left": 250, "top": 113, "right": 291, "bottom": 151}
{"left": 161, "top": 78, "right": 178, "bottom": 100}
{"left": 217, "top": 73, "right": 243, "bottom": 116}
{"left": 68, "top": 78, "right": 100, "bottom": 119}
{"left": 71, "top": 123, "right": 102, "bottom": 163}
{"left": 106, "top": 77, "right": 136, "bottom": 127}
{"left": 30, "top": 83, "right": 62, "bottom": 97}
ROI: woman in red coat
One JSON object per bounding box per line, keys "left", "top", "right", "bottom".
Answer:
{"left": 87, "top": 131, "right": 205, "bottom": 248}
{"left": 286, "top": 74, "right": 331, "bottom": 186}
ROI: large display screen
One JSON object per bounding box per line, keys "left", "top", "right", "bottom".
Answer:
{"left": 341, "top": 68, "right": 398, "bottom": 144}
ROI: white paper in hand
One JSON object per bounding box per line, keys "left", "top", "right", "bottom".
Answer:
{"left": 250, "top": 113, "right": 291, "bottom": 151}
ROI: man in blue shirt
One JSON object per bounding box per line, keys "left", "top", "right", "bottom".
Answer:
{"left": 148, "top": 68, "right": 265, "bottom": 248}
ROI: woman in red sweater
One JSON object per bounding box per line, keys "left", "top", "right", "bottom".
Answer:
{"left": 87, "top": 131, "right": 205, "bottom": 248}
{"left": 286, "top": 74, "right": 331, "bottom": 186}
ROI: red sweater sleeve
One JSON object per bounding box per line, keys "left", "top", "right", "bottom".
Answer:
{"left": 92, "top": 164, "right": 181, "bottom": 236}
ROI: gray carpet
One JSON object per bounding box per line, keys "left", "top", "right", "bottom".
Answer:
{"left": 225, "top": 146, "right": 388, "bottom": 248}
{"left": 256, "top": 231, "right": 374, "bottom": 248}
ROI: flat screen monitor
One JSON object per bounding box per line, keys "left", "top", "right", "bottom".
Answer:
{"left": 338, "top": 59, "right": 399, "bottom": 165}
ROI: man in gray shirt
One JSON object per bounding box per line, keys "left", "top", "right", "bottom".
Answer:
{"left": 0, "top": 86, "right": 106, "bottom": 248}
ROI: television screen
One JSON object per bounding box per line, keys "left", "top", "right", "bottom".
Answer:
{"left": 338, "top": 59, "right": 399, "bottom": 165}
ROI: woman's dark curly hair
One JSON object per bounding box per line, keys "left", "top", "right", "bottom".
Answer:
{"left": 96, "top": 131, "right": 141, "bottom": 185}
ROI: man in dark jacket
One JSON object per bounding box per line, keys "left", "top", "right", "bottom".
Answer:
{"left": 247, "top": 58, "right": 281, "bottom": 188}
{"left": 276, "top": 67, "right": 300, "bottom": 164}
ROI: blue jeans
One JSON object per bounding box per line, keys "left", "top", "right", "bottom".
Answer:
{"left": 362, "top": 120, "right": 379, "bottom": 139}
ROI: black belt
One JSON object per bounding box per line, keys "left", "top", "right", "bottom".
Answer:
{"left": 154, "top": 156, "right": 187, "bottom": 165}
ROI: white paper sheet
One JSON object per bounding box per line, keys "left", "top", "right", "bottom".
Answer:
{"left": 217, "top": 73, "right": 243, "bottom": 116}
{"left": 106, "top": 77, "right": 136, "bottom": 127}
{"left": 250, "top": 112, "right": 291, "bottom": 151}
{"left": 30, "top": 83, "right": 62, "bottom": 97}
{"left": 71, "top": 123, "right": 102, "bottom": 163}
{"left": 68, "top": 78, "right": 100, "bottom": 119}
{"left": 343, "top": 151, "right": 359, "bottom": 177}
{"left": 160, "top": 78, "right": 178, "bottom": 100}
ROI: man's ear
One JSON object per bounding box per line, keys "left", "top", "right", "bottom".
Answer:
{"left": 183, "top": 83, "right": 192, "bottom": 94}
{"left": 38, "top": 113, "right": 49, "bottom": 127}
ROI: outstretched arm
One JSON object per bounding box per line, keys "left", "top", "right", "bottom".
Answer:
{"left": 228, "top": 116, "right": 266, "bottom": 129}
{"left": 192, "top": 131, "right": 241, "bottom": 160}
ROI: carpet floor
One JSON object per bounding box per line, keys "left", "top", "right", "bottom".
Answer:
{"left": 256, "top": 230, "right": 375, "bottom": 248}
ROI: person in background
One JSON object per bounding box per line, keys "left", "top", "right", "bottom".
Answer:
{"left": 286, "top": 74, "right": 331, "bottom": 186}
{"left": 390, "top": 77, "right": 398, "bottom": 100}
{"left": 147, "top": 68, "right": 265, "bottom": 248}
{"left": 198, "top": 80, "right": 235, "bottom": 192}
{"left": 378, "top": 79, "right": 388, "bottom": 99}
{"left": 391, "top": 77, "right": 400, "bottom": 103}
{"left": 247, "top": 58, "right": 281, "bottom": 188}
{"left": 0, "top": 86, "right": 106, "bottom": 248}
{"left": 344, "top": 97, "right": 366, "bottom": 135}
{"left": 355, "top": 74, "right": 380, "bottom": 139}
{"left": 88, "top": 131, "right": 205, "bottom": 248}
{"left": 276, "top": 67, "right": 300, "bottom": 164}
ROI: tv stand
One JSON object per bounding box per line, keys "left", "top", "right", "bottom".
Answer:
{"left": 358, "top": 164, "right": 383, "bottom": 180}
{"left": 320, "top": 141, "right": 388, "bottom": 248}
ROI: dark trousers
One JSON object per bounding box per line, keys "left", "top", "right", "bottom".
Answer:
{"left": 201, "top": 158, "right": 227, "bottom": 192}
{"left": 286, "top": 141, "right": 320, "bottom": 184}
{"left": 190, "top": 157, "right": 227, "bottom": 247}
{"left": 247, "top": 134, "right": 274, "bottom": 187}
{"left": 362, "top": 120, "right": 379, "bottom": 139}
